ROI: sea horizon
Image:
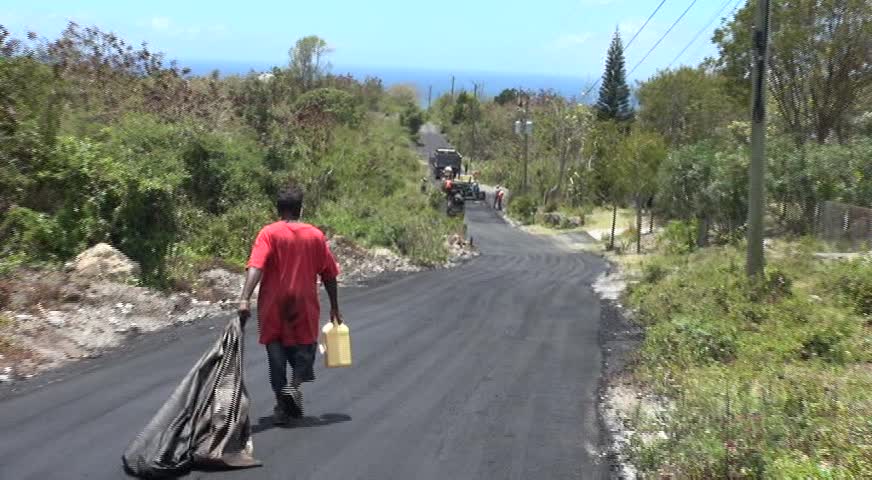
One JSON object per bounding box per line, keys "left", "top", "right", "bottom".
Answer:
{"left": 183, "top": 59, "right": 600, "bottom": 104}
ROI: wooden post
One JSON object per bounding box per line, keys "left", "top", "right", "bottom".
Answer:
{"left": 636, "top": 195, "right": 643, "bottom": 254}
{"left": 609, "top": 204, "right": 617, "bottom": 251}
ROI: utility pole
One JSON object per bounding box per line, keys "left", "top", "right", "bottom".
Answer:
{"left": 450, "top": 76, "right": 455, "bottom": 99}
{"left": 746, "top": 0, "right": 772, "bottom": 277}
{"left": 523, "top": 116, "right": 529, "bottom": 193}
{"left": 427, "top": 85, "right": 432, "bottom": 110}
{"left": 515, "top": 90, "right": 531, "bottom": 194}
{"left": 471, "top": 82, "right": 481, "bottom": 174}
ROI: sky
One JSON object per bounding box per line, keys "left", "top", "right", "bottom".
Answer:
{"left": 0, "top": 0, "right": 740, "bottom": 82}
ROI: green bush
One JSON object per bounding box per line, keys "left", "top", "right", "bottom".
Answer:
{"left": 180, "top": 201, "right": 274, "bottom": 266}
{"left": 769, "top": 453, "right": 858, "bottom": 479}
{"left": 428, "top": 188, "right": 445, "bottom": 211}
{"left": 292, "top": 87, "right": 362, "bottom": 127}
{"left": 0, "top": 207, "right": 61, "bottom": 261}
{"left": 0, "top": 28, "right": 460, "bottom": 288}
{"left": 640, "top": 258, "right": 670, "bottom": 284}
{"left": 657, "top": 220, "right": 698, "bottom": 254}
{"left": 399, "top": 103, "right": 424, "bottom": 138}
{"left": 824, "top": 259, "right": 872, "bottom": 317}
{"left": 509, "top": 194, "right": 537, "bottom": 224}
{"left": 799, "top": 327, "right": 850, "bottom": 363}
{"left": 644, "top": 314, "right": 739, "bottom": 366}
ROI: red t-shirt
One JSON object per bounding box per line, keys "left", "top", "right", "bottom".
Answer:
{"left": 247, "top": 222, "right": 340, "bottom": 346}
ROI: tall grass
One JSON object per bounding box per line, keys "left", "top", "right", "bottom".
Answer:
{"left": 626, "top": 243, "right": 872, "bottom": 478}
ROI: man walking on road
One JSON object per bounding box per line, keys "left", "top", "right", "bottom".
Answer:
{"left": 238, "top": 184, "right": 342, "bottom": 424}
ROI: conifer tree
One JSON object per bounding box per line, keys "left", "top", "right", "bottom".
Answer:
{"left": 596, "top": 30, "right": 634, "bottom": 123}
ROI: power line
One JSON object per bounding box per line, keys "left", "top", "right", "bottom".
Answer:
{"left": 581, "top": 0, "right": 669, "bottom": 99}
{"left": 625, "top": 0, "right": 669, "bottom": 50}
{"left": 627, "top": 0, "right": 699, "bottom": 78}
{"left": 687, "top": 0, "right": 744, "bottom": 62}
{"left": 667, "top": 0, "right": 740, "bottom": 69}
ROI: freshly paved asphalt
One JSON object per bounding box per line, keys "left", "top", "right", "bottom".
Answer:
{"left": 0, "top": 126, "right": 609, "bottom": 479}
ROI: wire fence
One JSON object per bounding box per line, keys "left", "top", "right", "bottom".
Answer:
{"left": 612, "top": 198, "right": 872, "bottom": 256}
{"left": 814, "top": 201, "right": 872, "bottom": 251}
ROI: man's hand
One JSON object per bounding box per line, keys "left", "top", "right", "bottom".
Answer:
{"left": 238, "top": 300, "right": 251, "bottom": 328}
{"left": 330, "top": 308, "right": 343, "bottom": 325}
{"left": 323, "top": 277, "right": 341, "bottom": 325}
{"left": 237, "top": 267, "right": 263, "bottom": 330}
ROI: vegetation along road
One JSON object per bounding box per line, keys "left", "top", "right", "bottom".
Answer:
{"left": 0, "top": 128, "right": 611, "bottom": 479}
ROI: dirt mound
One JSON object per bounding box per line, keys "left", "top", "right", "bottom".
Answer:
{"left": 445, "top": 234, "right": 478, "bottom": 264}
{"left": 328, "top": 236, "right": 421, "bottom": 286}
{"left": 66, "top": 243, "right": 141, "bottom": 282}
{"left": 0, "top": 260, "right": 233, "bottom": 380}
{"left": 193, "top": 268, "right": 245, "bottom": 303}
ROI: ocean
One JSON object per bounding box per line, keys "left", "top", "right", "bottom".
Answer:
{"left": 183, "top": 60, "right": 599, "bottom": 104}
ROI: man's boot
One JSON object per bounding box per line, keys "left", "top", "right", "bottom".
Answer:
{"left": 280, "top": 385, "right": 303, "bottom": 419}
{"left": 273, "top": 394, "right": 291, "bottom": 426}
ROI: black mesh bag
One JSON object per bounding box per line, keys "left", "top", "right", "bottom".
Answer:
{"left": 122, "top": 317, "right": 261, "bottom": 478}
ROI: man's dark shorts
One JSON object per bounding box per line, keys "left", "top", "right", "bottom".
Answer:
{"left": 266, "top": 342, "right": 317, "bottom": 389}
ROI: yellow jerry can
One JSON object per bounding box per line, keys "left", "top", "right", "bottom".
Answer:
{"left": 321, "top": 321, "right": 352, "bottom": 368}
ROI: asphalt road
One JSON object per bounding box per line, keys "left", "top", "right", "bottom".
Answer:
{"left": 0, "top": 126, "right": 609, "bottom": 479}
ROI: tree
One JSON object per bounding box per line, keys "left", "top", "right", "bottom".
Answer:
{"left": 400, "top": 103, "right": 424, "bottom": 138}
{"left": 289, "top": 35, "right": 332, "bottom": 91}
{"left": 451, "top": 91, "right": 477, "bottom": 125}
{"left": 494, "top": 88, "right": 519, "bottom": 106}
{"left": 587, "top": 121, "right": 629, "bottom": 249}
{"left": 540, "top": 101, "right": 594, "bottom": 203}
{"left": 596, "top": 30, "right": 634, "bottom": 123}
{"left": 619, "top": 129, "right": 667, "bottom": 252}
{"left": 636, "top": 67, "right": 742, "bottom": 146}
{"left": 656, "top": 141, "right": 749, "bottom": 246}
{"left": 712, "top": 0, "right": 872, "bottom": 144}
{"left": 384, "top": 84, "right": 419, "bottom": 116}
{"left": 291, "top": 87, "right": 360, "bottom": 138}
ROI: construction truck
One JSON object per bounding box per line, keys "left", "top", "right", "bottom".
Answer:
{"left": 431, "top": 148, "right": 462, "bottom": 180}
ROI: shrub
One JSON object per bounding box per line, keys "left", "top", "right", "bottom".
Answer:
{"left": 399, "top": 103, "right": 424, "bottom": 138}
{"left": 825, "top": 259, "right": 872, "bottom": 317}
{"left": 656, "top": 220, "right": 698, "bottom": 254}
{"left": 644, "top": 314, "right": 739, "bottom": 366}
{"left": 756, "top": 267, "right": 793, "bottom": 303}
{"left": 180, "top": 200, "right": 274, "bottom": 266}
{"left": 428, "top": 188, "right": 445, "bottom": 211}
{"left": 292, "top": 87, "right": 362, "bottom": 128}
{"left": 641, "top": 259, "right": 670, "bottom": 284}
{"left": 800, "top": 327, "right": 849, "bottom": 363}
{"left": 509, "top": 194, "right": 537, "bottom": 224}
{"left": 769, "top": 453, "right": 857, "bottom": 479}
{"left": 0, "top": 207, "right": 61, "bottom": 261}
{"left": 0, "top": 29, "right": 460, "bottom": 289}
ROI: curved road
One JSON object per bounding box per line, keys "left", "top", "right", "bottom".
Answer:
{"left": 0, "top": 128, "right": 609, "bottom": 479}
